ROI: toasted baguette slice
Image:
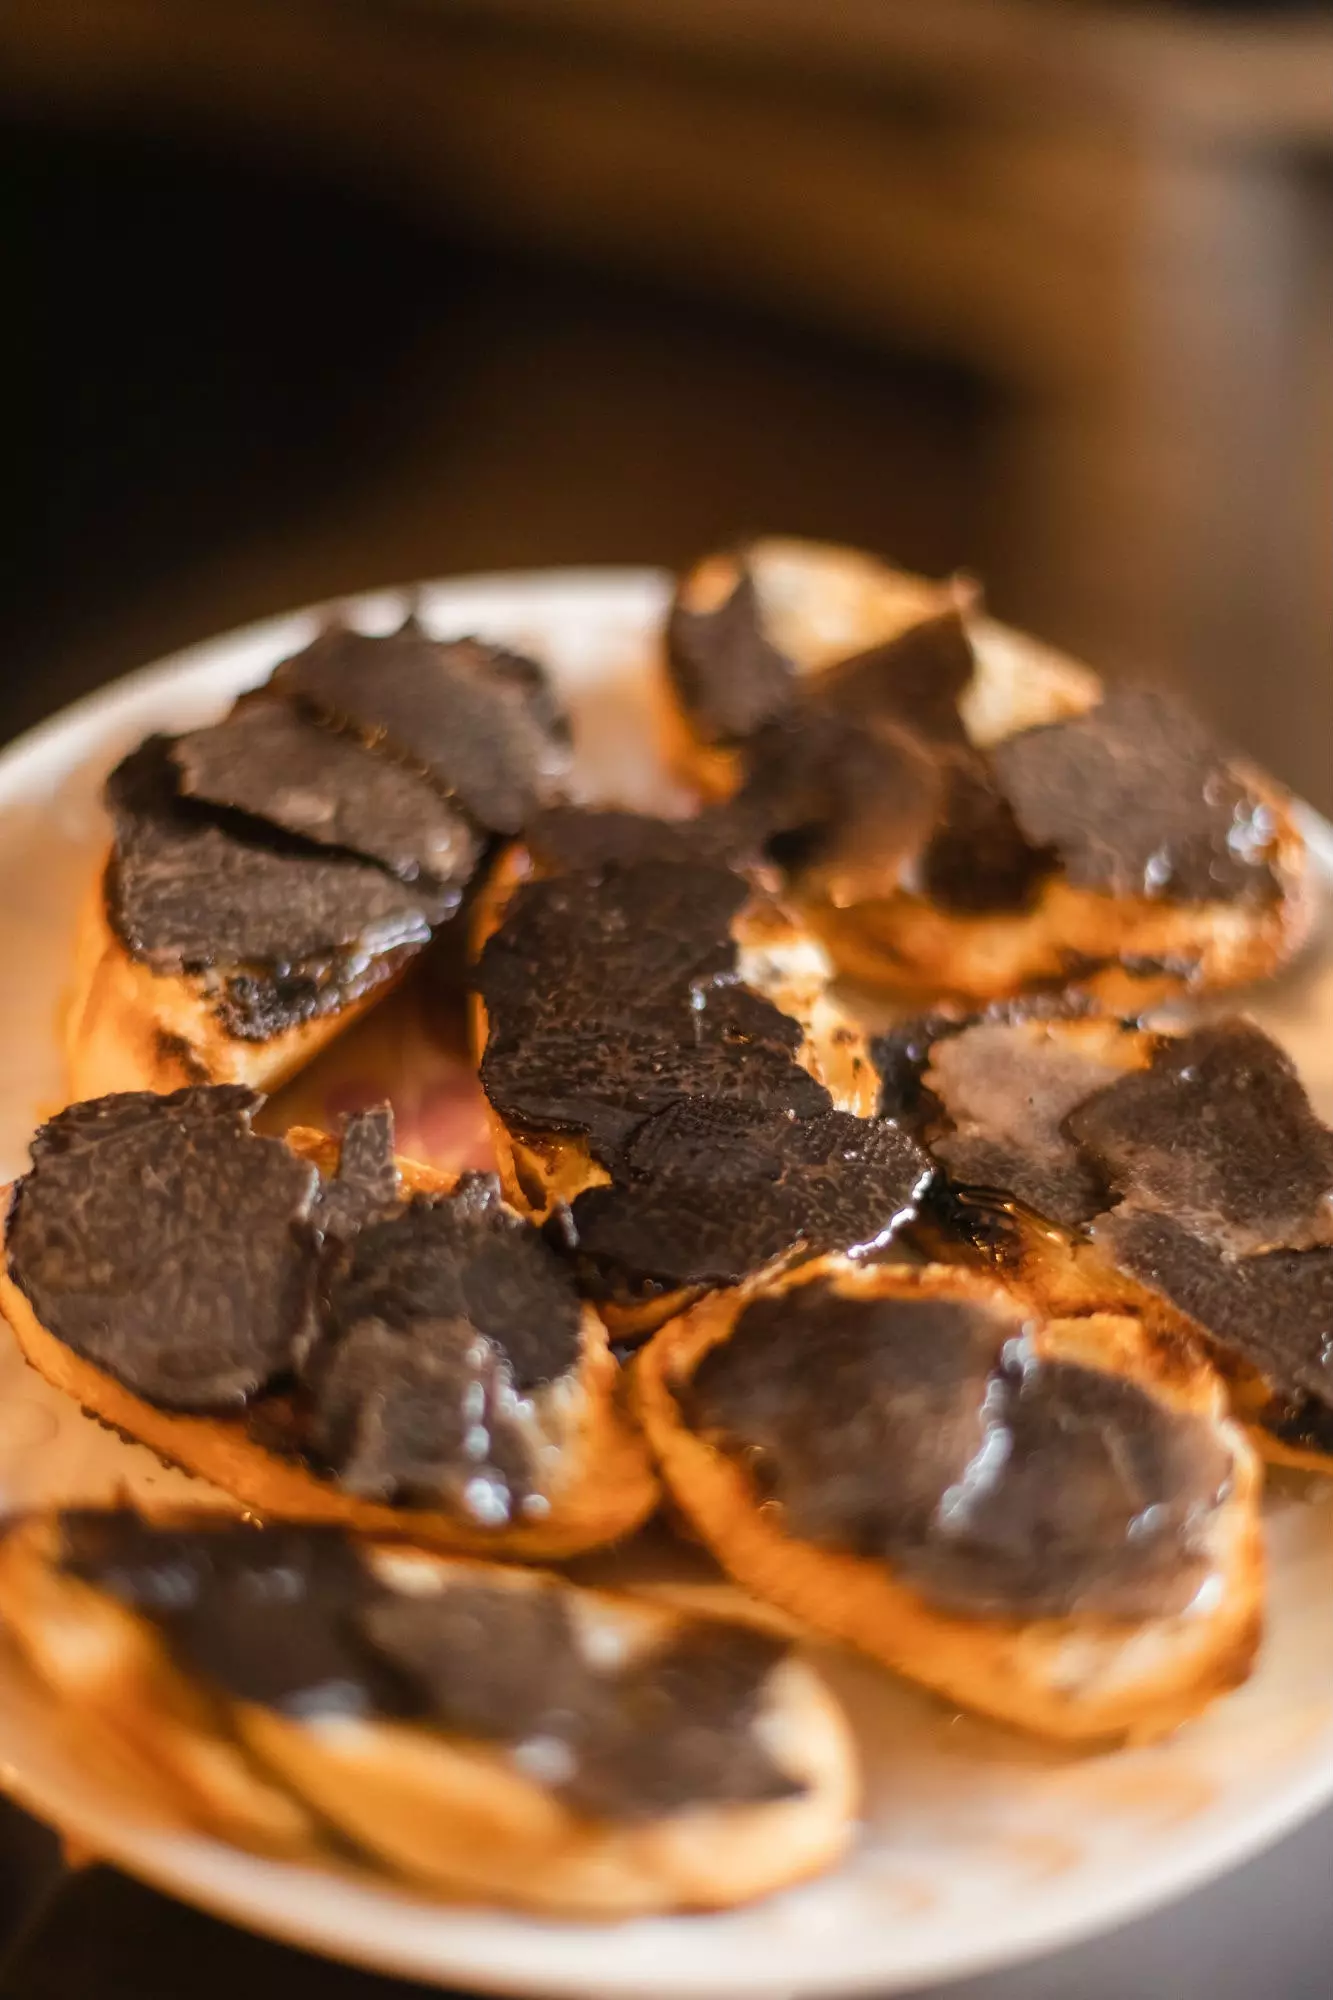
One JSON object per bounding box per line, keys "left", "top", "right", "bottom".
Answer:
{"left": 661, "top": 538, "right": 1314, "bottom": 1000}
{"left": 923, "top": 1196, "right": 1333, "bottom": 1482}
{"left": 0, "top": 1513, "right": 857, "bottom": 1914}
{"left": 0, "top": 1129, "right": 657, "bottom": 1560}
{"left": 635, "top": 1256, "right": 1262, "bottom": 1746}
{"left": 906, "top": 1011, "right": 1333, "bottom": 1474}
{"left": 66, "top": 870, "right": 413, "bottom": 1101}
{"left": 469, "top": 838, "right": 882, "bottom": 1342}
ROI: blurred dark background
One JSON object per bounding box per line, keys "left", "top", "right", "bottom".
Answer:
{"left": 5, "top": 0, "right": 1331, "bottom": 802}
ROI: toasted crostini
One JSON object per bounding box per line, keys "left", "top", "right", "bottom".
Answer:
{"left": 0, "top": 1510, "right": 857, "bottom": 1914}
{"left": 1, "top": 1090, "right": 656, "bottom": 1560}
{"left": 635, "top": 1255, "right": 1262, "bottom": 1745}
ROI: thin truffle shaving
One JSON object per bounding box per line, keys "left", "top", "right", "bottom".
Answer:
{"left": 666, "top": 567, "right": 797, "bottom": 743}
{"left": 6, "top": 1098, "right": 592, "bottom": 1527}
{"left": 106, "top": 737, "right": 441, "bottom": 1039}
{"left": 173, "top": 701, "right": 480, "bottom": 890}
{"left": 6, "top": 1087, "right": 319, "bottom": 1410}
{"left": 916, "top": 1013, "right": 1333, "bottom": 1433}
{"left": 58, "top": 1514, "right": 801, "bottom": 1822}
{"left": 570, "top": 1099, "right": 930, "bottom": 1297}
{"left": 687, "top": 1280, "right": 1229, "bottom": 1620}
{"left": 990, "top": 685, "right": 1281, "bottom": 904}
{"left": 271, "top": 622, "right": 571, "bottom": 835}
{"left": 477, "top": 848, "right": 930, "bottom": 1296}
{"left": 1068, "top": 1020, "right": 1333, "bottom": 1257}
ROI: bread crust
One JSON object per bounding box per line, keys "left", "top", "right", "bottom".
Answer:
{"left": 0, "top": 1130, "right": 658, "bottom": 1560}
{"left": 660, "top": 538, "right": 1315, "bottom": 1000}
{"left": 468, "top": 839, "right": 883, "bottom": 1341}
{"left": 65, "top": 862, "right": 415, "bottom": 1103}
{"left": 634, "top": 1256, "right": 1263, "bottom": 1746}
{"left": 0, "top": 1517, "right": 857, "bottom": 1914}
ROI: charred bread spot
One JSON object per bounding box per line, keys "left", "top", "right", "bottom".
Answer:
{"left": 152, "top": 1029, "right": 212, "bottom": 1086}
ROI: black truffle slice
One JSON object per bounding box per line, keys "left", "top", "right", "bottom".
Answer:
{"left": 924, "top": 1020, "right": 1133, "bottom": 1227}
{"left": 477, "top": 856, "right": 830, "bottom": 1164}
{"left": 666, "top": 567, "right": 797, "bottom": 744}
{"left": 990, "top": 685, "right": 1281, "bottom": 904}
{"left": 363, "top": 1584, "right": 800, "bottom": 1820}
{"left": 60, "top": 1512, "right": 405, "bottom": 1720}
{"left": 312, "top": 1104, "right": 401, "bottom": 1245}
{"left": 481, "top": 981, "right": 830, "bottom": 1169}
{"left": 60, "top": 1509, "right": 800, "bottom": 1820}
{"left": 816, "top": 610, "right": 974, "bottom": 747}
{"left": 7, "top": 1088, "right": 318, "bottom": 1411}
{"left": 477, "top": 858, "right": 746, "bottom": 1023}
{"left": 918, "top": 751, "right": 1051, "bottom": 916}
{"left": 172, "top": 700, "right": 480, "bottom": 890}
{"left": 320, "top": 1174, "right": 583, "bottom": 1390}
{"left": 271, "top": 623, "right": 570, "bottom": 835}
{"left": 522, "top": 806, "right": 751, "bottom": 876}
{"left": 1094, "top": 1208, "right": 1333, "bottom": 1414}
{"left": 1068, "top": 1019, "right": 1333, "bottom": 1258}
{"left": 106, "top": 738, "right": 441, "bottom": 1039}
{"left": 303, "top": 1174, "right": 584, "bottom": 1517}
{"left": 569, "top": 1100, "right": 930, "bottom": 1297}
{"left": 307, "top": 1312, "right": 537, "bottom": 1520}
{"left": 732, "top": 708, "right": 942, "bottom": 900}
{"left": 688, "top": 1281, "right": 1228, "bottom": 1620}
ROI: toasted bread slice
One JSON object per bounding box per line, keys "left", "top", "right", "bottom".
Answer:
{"left": 660, "top": 538, "right": 1314, "bottom": 1000}
{"left": 0, "top": 1512, "right": 857, "bottom": 1914}
{"left": 66, "top": 869, "right": 414, "bottom": 1101}
{"left": 906, "top": 1011, "right": 1333, "bottom": 1474}
{"left": 469, "top": 837, "right": 883, "bottom": 1342}
{"left": 635, "top": 1256, "right": 1262, "bottom": 1746}
{"left": 1, "top": 1126, "right": 657, "bottom": 1560}
{"left": 927, "top": 1199, "right": 1333, "bottom": 1479}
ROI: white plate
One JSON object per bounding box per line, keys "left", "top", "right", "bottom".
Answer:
{"left": 0, "top": 570, "right": 1332, "bottom": 1998}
